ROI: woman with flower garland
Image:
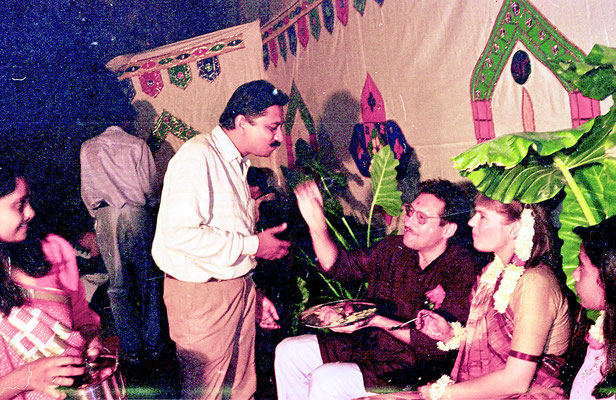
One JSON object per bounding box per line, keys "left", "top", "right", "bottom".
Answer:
{"left": 0, "top": 164, "right": 102, "bottom": 400}
{"left": 357, "top": 196, "right": 571, "bottom": 400}
{"left": 569, "top": 216, "right": 616, "bottom": 399}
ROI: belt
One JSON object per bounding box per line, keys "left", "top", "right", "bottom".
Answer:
{"left": 164, "top": 273, "right": 220, "bottom": 283}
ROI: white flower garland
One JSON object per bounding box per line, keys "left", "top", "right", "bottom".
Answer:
{"left": 429, "top": 375, "right": 453, "bottom": 400}
{"left": 437, "top": 321, "right": 465, "bottom": 351}
{"left": 492, "top": 264, "right": 525, "bottom": 313}
{"left": 514, "top": 208, "right": 535, "bottom": 261}
{"left": 475, "top": 207, "right": 535, "bottom": 314}
{"left": 588, "top": 311, "right": 605, "bottom": 345}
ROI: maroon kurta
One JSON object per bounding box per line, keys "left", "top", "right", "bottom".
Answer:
{"left": 317, "top": 236, "right": 479, "bottom": 387}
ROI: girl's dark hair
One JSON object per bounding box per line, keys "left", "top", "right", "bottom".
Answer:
{"left": 475, "top": 195, "right": 553, "bottom": 268}
{"left": 0, "top": 164, "right": 51, "bottom": 316}
{"left": 574, "top": 216, "right": 616, "bottom": 398}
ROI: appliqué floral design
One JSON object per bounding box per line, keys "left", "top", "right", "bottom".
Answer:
{"left": 425, "top": 284, "right": 446, "bottom": 310}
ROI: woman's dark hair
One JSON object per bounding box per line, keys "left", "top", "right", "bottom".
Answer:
{"left": 474, "top": 195, "right": 553, "bottom": 268}
{"left": 574, "top": 216, "right": 616, "bottom": 398}
{"left": 219, "top": 80, "right": 289, "bottom": 129}
{"left": 0, "top": 164, "right": 51, "bottom": 316}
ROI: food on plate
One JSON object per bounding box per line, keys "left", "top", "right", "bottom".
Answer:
{"left": 301, "top": 300, "right": 377, "bottom": 328}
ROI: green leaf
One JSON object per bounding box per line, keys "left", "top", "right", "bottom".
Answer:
{"left": 559, "top": 162, "right": 615, "bottom": 291}
{"left": 453, "top": 123, "right": 593, "bottom": 173}
{"left": 547, "top": 44, "right": 616, "bottom": 101}
{"left": 370, "top": 145, "right": 403, "bottom": 216}
{"left": 463, "top": 163, "right": 566, "bottom": 204}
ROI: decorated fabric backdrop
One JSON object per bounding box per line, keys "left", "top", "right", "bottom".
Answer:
{"left": 106, "top": 20, "right": 264, "bottom": 180}
{"left": 261, "top": 0, "right": 615, "bottom": 210}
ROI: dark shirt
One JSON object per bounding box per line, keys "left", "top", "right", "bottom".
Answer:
{"left": 317, "top": 235, "right": 479, "bottom": 387}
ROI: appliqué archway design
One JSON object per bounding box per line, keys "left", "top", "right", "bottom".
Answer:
{"left": 470, "top": 0, "right": 600, "bottom": 142}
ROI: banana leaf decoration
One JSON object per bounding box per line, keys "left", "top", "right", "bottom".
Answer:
{"left": 453, "top": 43, "right": 616, "bottom": 291}
{"left": 367, "top": 144, "right": 402, "bottom": 245}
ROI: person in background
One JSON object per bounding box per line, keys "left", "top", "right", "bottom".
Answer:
{"left": 152, "top": 80, "right": 291, "bottom": 399}
{"left": 569, "top": 216, "right": 616, "bottom": 399}
{"left": 80, "top": 107, "right": 167, "bottom": 369}
{"left": 0, "top": 164, "right": 102, "bottom": 400}
{"left": 275, "top": 179, "right": 480, "bottom": 400}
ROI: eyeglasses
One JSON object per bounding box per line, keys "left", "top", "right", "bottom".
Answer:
{"left": 403, "top": 204, "right": 442, "bottom": 225}
{"left": 403, "top": 204, "right": 471, "bottom": 225}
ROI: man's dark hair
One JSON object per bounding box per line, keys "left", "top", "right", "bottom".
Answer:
{"left": 219, "top": 80, "right": 289, "bottom": 129}
{"left": 417, "top": 179, "right": 473, "bottom": 246}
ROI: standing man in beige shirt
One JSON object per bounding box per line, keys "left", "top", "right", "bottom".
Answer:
{"left": 152, "top": 80, "right": 290, "bottom": 399}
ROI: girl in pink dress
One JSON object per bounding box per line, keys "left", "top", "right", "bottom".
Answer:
{"left": 0, "top": 164, "right": 102, "bottom": 400}
{"left": 570, "top": 217, "right": 616, "bottom": 399}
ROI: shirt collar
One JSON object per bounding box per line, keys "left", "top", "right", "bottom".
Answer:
{"left": 211, "top": 126, "right": 251, "bottom": 169}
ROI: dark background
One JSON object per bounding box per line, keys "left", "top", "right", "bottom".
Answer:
{"left": 0, "top": 0, "right": 272, "bottom": 237}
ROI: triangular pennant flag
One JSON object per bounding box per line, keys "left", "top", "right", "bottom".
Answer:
{"left": 138, "top": 70, "right": 164, "bottom": 98}
{"left": 287, "top": 25, "right": 298, "bottom": 56}
{"left": 168, "top": 64, "right": 191, "bottom": 89}
{"left": 268, "top": 39, "right": 279, "bottom": 68}
{"left": 152, "top": 110, "right": 200, "bottom": 143}
{"left": 297, "top": 15, "right": 310, "bottom": 49}
{"left": 361, "top": 73, "right": 386, "bottom": 123}
{"left": 354, "top": 0, "right": 366, "bottom": 15}
{"left": 322, "top": 0, "right": 335, "bottom": 34}
{"left": 197, "top": 56, "right": 221, "bottom": 82}
{"left": 277, "top": 33, "right": 288, "bottom": 61}
{"left": 309, "top": 8, "right": 321, "bottom": 41}
{"left": 263, "top": 44, "right": 270, "bottom": 70}
{"left": 335, "top": 0, "right": 350, "bottom": 25}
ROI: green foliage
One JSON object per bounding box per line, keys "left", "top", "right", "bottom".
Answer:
{"left": 367, "top": 145, "right": 402, "bottom": 244}
{"left": 548, "top": 44, "right": 616, "bottom": 101}
{"left": 453, "top": 43, "right": 616, "bottom": 293}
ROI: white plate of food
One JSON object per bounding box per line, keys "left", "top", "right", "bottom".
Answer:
{"left": 300, "top": 299, "right": 378, "bottom": 329}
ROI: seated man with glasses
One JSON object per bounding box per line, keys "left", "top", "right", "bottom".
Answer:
{"left": 275, "top": 179, "right": 482, "bottom": 400}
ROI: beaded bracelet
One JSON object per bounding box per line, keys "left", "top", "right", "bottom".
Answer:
{"left": 429, "top": 375, "right": 453, "bottom": 400}
{"left": 437, "top": 321, "right": 465, "bottom": 351}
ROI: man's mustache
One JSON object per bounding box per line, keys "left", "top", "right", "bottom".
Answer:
{"left": 271, "top": 141, "right": 281, "bottom": 147}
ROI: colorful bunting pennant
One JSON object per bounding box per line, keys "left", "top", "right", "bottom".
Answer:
{"left": 260, "top": 0, "right": 385, "bottom": 67}
{"left": 309, "top": 8, "right": 321, "bottom": 41}
{"left": 297, "top": 14, "right": 310, "bottom": 49}
{"left": 335, "top": 0, "right": 350, "bottom": 26}
{"left": 117, "top": 34, "right": 244, "bottom": 80}
{"left": 139, "top": 71, "right": 164, "bottom": 98}
{"left": 152, "top": 110, "right": 200, "bottom": 143}
{"left": 354, "top": 0, "right": 366, "bottom": 15}
{"left": 197, "top": 56, "right": 220, "bottom": 82}
{"left": 322, "top": 0, "right": 335, "bottom": 34}
{"left": 168, "top": 64, "right": 191, "bottom": 89}
{"left": 288, "top": 25, "right": 298, "bottom": 56}
{"left": 263, "top": 44, "right": 270, "bottom": 70}
{"left": 268, "top": 39, "right": 279, "bottom": 68}
{"left": 277, "top": 33, "right": 288, "bottom": 61}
